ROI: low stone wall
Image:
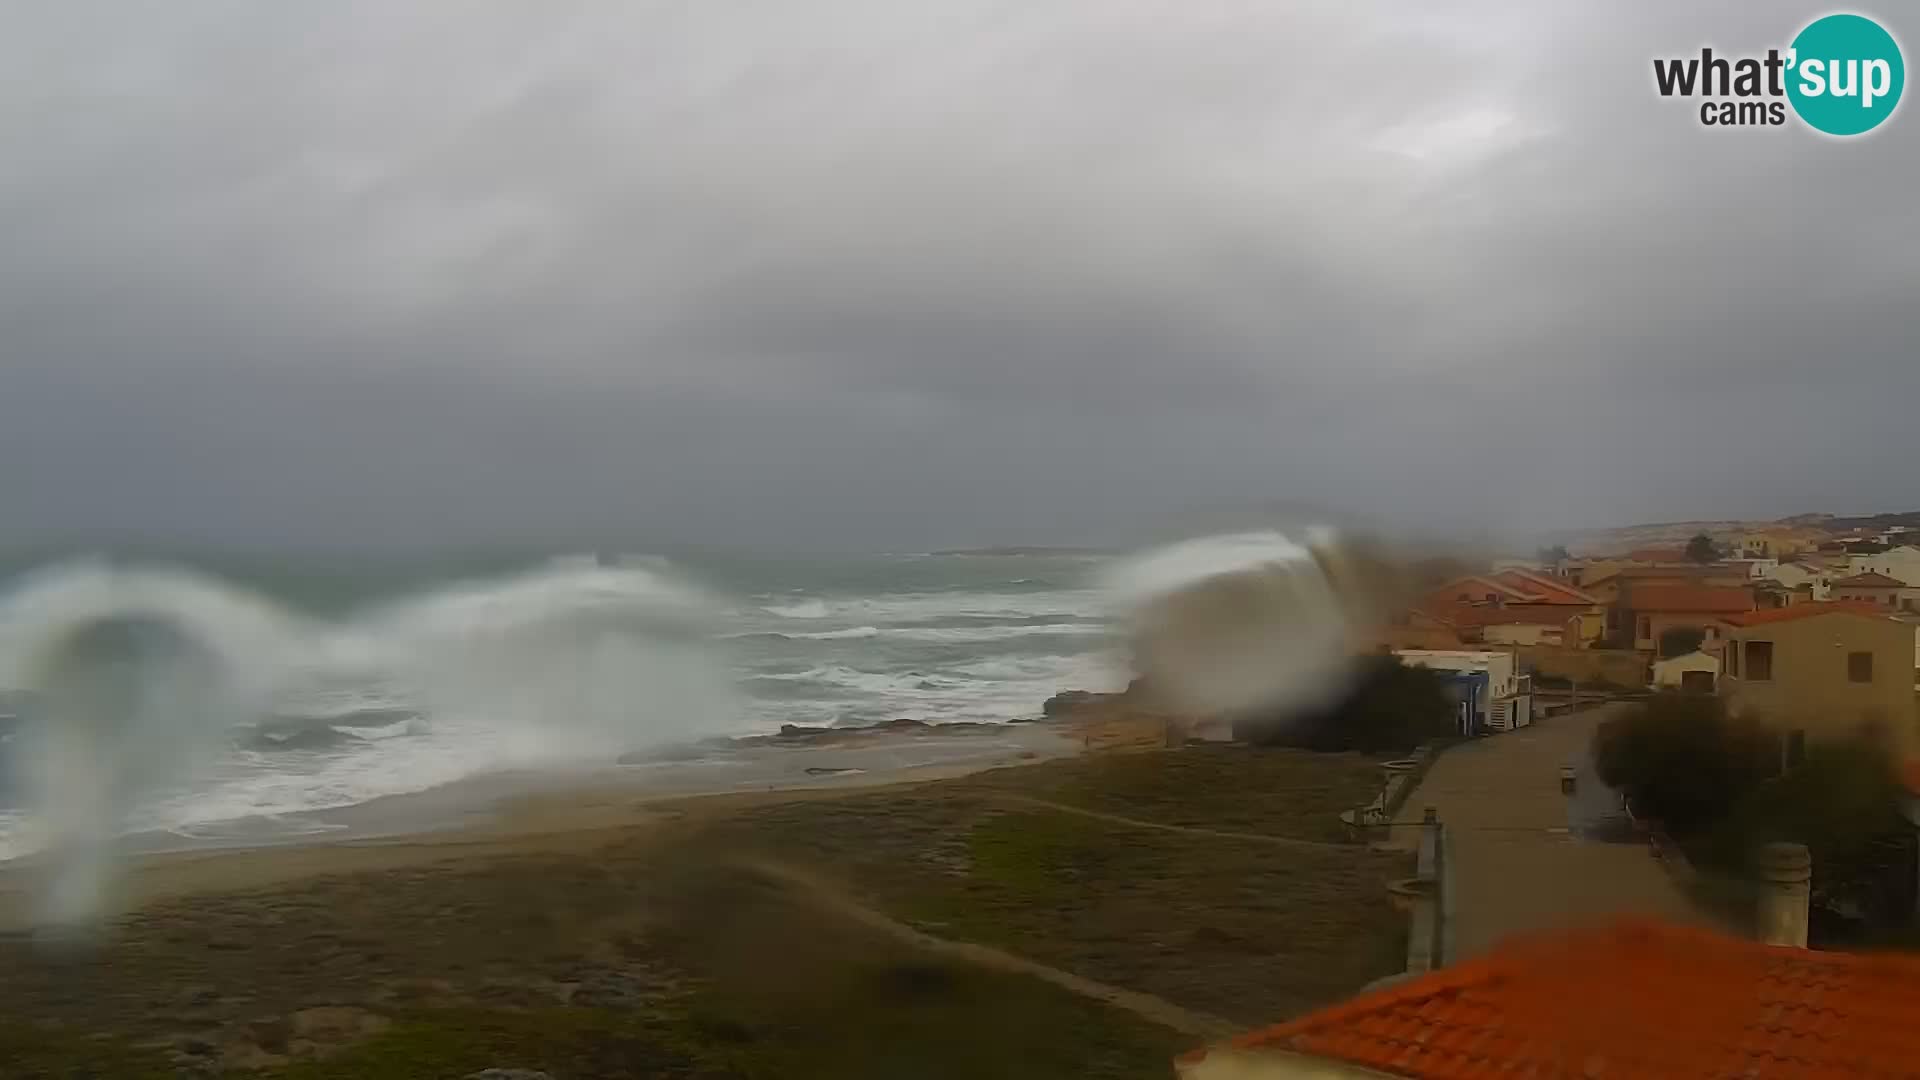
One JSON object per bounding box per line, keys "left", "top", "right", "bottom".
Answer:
{"left": 1512, "top": 646, "right": 1649, "bottom": 689}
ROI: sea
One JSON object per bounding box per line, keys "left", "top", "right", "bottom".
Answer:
{"left": 0, "top": 549, "right": 1127, "bottom": 860}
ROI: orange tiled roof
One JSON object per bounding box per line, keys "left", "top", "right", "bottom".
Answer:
{"left": 1582, "top": 566, "right": 1722, "bottom": 588}
{"left": 1418, "top": 604, "right": 1578, "bottom": 629}
{"left": 1625, "top": 546, "right": 1690, "bottom": 563}
{"left": 1423, "top": 576, "right": 1535, "bottom": 605}
{"left": 1621, "top": 584, "right": 1755, "bottom": 614}
{"left": 1721, "top": 601, "right": 1887, "bottom": 627}
{"left": 1196, "top": 920, "right": 1920, "bottom": 1079}
{"left": 1833, "top": 571, "right": 1907, "bottom": 588}
{"left": 1486, "top": 569, "right": 1597, "bottom": 605}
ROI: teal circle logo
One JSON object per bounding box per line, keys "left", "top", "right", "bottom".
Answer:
{"left": 1787, "top": 14, "right": 1905, "bottom": 135}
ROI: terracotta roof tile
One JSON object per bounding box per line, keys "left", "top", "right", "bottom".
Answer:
{"left": 1721, "top": 601, "right": 1888, "bottom": 627}
{"left": 1621, "top": 584, "right": 1755, "bottom": 614}
{"left": 1416, "top": 604, "right": 1579, "bottom": 628}
{"left": 1193, "top": 920, "right": 1920, "bottom": 1080}
{"left": 1485, "top": 569, "right": 1598, "bottom": 605}
{"left": 1422, "top": 576, "right": 1536, "bottom": 606}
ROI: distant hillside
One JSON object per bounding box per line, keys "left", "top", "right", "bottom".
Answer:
{"left": 1822, "top": 510, "right": 1920, "bottom": 531}
{"left": 1545, "top": 508, "right": 1920, "bottom": 556}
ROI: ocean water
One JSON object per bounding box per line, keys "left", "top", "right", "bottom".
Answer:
{"left": 0, "top": 550, "right": 1127, "bottom": 861}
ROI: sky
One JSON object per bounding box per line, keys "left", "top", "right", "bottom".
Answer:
{"left": 2, "top": 1, "right": 1915, "bottom": 554}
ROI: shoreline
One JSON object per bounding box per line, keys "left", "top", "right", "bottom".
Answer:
{"left": 0, "top": 715, "right": 1094, "bottom": 929}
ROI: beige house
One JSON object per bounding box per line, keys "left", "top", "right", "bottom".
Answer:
{"left": 1720, "top": 603, "right": 1919, "bottom": 754}
{"left": 1614, "top": 583, "right": 1754, "bottom": 653}
{"left": 1413, "top": 570, "right": 1603, "bottom": 647}
{"left": 1736, "top": 529, "right": 1822, "bottom": 558}
{"left": 1848, "top": 544, "right": 1920, "bottom": 583}
{"left": 1767, "top": 561, "right": 1830, "bottom": 598}
{"left": 1583, "top": 566, "right": 1750, "bottom": 608}
{"left": 1832, "top": 571, "right": 1920, "bottom": 613}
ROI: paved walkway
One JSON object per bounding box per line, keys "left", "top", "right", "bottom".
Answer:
{"left": 1392, "top": 705, "right": 1722, "bottom": 960}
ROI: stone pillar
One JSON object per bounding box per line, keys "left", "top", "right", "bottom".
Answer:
{"left": 1755, "top": 842, "right": 1811, "bottom": 948}
{"left": 1416, "top": 806, "right": 1440, "bottom": 880}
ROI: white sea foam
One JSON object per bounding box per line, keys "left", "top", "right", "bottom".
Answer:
{"left": 1103, "top": 529, "right": 1360, "bottom": 715}
{"left": 762, "top": 599, "right": 831, "bottom": 619}
{"left": 0, "top": 560, "right": 740, "bottom": 926}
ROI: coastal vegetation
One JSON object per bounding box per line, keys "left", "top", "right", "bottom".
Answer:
{"left": 1592, "top": 693, "right": 1917, "bottom": 943}
{"left": 1233, "top": 655, "right": 1456, "bottom": 754}
{"left": 0, "top": 745, "right": 1406, "bottom": 1078}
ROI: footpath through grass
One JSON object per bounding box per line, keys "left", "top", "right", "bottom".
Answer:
{"left": 0, "top": 745, "right": 1406, "bottom": 1078}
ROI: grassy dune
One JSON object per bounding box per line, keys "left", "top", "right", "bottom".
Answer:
{"left": 0, "top": 746, "right": 1405, "bottom": 1078}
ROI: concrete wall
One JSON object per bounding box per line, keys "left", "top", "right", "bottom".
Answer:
{"left": 1510, "top": 646, "right": 1649, "bottom": 689}
{"left": 1722, "top": 612, "right": 1918, "bottom": 754}
{"left": 1483, "top": 623, "right": 1558, "bottom": 646}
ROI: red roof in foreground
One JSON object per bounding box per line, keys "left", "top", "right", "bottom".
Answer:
{"left": 1194, "top": 920, "right": 1920, "bottom": 1079}
{"left": 1721, "top": 601, "right": 1887, "bottom": 627}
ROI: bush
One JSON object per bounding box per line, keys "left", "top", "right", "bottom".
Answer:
{"left": 1657, "top": 627, "right": 1705, "bottom": 659}
{"left": 1591, "top": 693, "right": 1777, "bottom": 834}
{"left": 1235, "top": 656, "right": 1456, "bottom": 754}
{"left": 1694, "top": 742, "right": 1917, "bottom": 933}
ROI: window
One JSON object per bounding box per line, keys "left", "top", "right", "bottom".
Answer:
{"left": 1745, "top": 640, "right": 1773, "bottom": 681}
{"left": 1636, "top": 616, "right": 1651, "bottom": 640}
{"left": 1848, "top": 651, "right": 1873, "bottom": 683}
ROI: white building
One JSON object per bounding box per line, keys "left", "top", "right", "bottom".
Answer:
{"left": 1725, "top": 557, "right": 1781, "bottom": 580}
{"left": 1651, "top": 650, "right": 1720, "bottom": 693}
{"left": 1849, "top": 545, "right": 1920, "bottom": 585}
{"left": 1394, "top": 649, "right": 1532, "bottom": 735}
{"left": 1769, "top": 562, "right": 1830, "bottom": 598}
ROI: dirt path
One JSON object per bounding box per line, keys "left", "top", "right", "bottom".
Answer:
{"left": 1392, "top": 705, "right": 1723, "bottom": 959}
{"left": 988, "top": 793, "right": 1349, "bottom": 853}
{"left": 739, "top": 857, "right": 1237, "bottom": 1039}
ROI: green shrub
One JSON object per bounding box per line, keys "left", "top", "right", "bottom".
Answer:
{"left": 1237, "top": 656, "right": 1456, "bottom": 754}
{"left": 1591, "top": 692, "right": 1776, "bottom": 834}
{"left": 1694, "top": 741, "right": 1917, "bottom": 932}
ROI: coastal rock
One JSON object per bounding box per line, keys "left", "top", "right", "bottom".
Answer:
{"left": 1042, "top": 689, "right": 1098, "bottom": 716}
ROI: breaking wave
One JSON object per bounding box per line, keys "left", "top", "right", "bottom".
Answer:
{"left": 0, "top": 559, "right": 739, "bottom": 927}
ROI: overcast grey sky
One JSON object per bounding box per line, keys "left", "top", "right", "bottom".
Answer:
{"left": 1, "top": 1, "right": 1914, "bottom": 553}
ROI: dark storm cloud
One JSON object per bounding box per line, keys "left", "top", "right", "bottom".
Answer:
{"left": 1, "top": 1, "right": 1914, "bottom": 552}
